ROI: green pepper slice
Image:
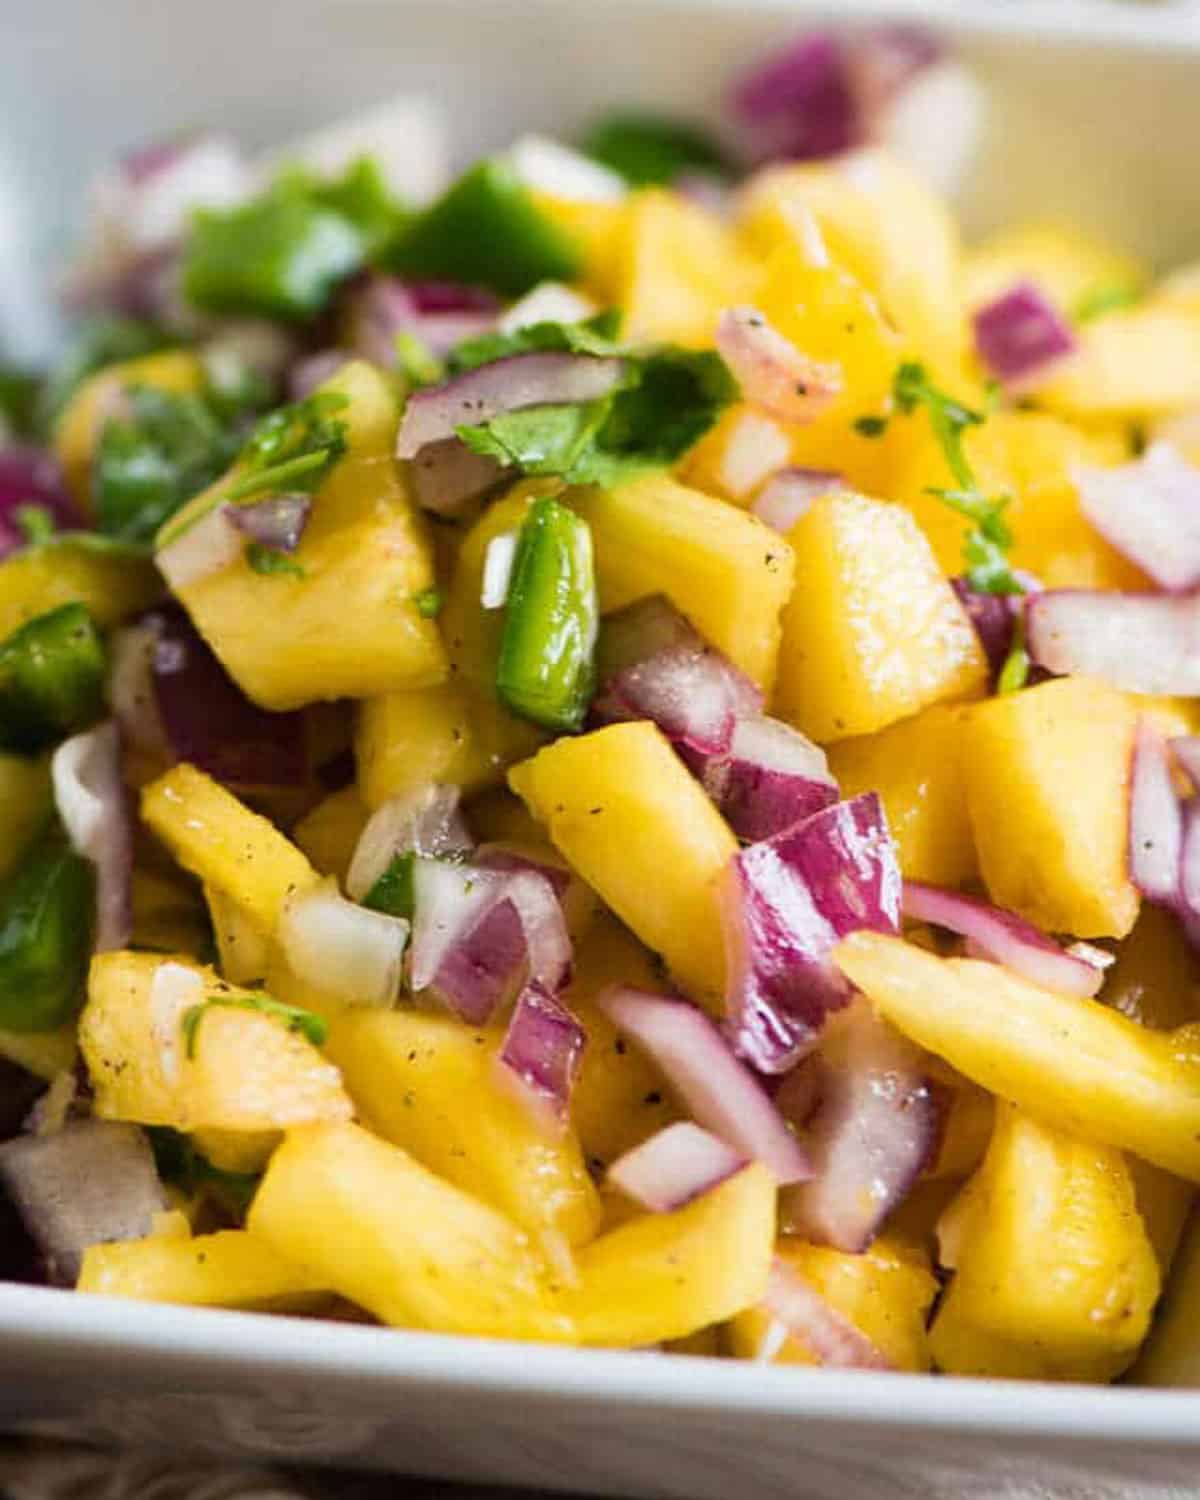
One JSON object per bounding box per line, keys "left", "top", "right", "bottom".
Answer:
{"left": 0, "top": 603, "right": 107, "bottom": 754}
{"left": 496, "top": 497, "right": 597, "bottom": 732}
{"left": 385, "top": 160, "right": 582, "bottom": 298}
{"left": 0, "top": 824, "right": 95, "bottom": 1032}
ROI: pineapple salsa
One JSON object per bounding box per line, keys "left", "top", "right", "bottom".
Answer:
{"left": 4, "top": 23, "right": 1200, "bottom": 1379}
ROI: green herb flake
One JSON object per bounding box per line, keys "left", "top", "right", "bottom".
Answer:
{"left": 997, "top": 619, "right": 1031, "bottom": 696}
{"left": 364, "top": 851, "right": 417, "bottom": 921}
{"left": 13, "top": 506, "right": 55, "bottom": 546}
{"left": 892, "top": 361, "right": 1023, "bottom": 598}
{"left": 579, "top": 111, "right": 729, "bottom": 188}
{"left": 853, "top": 414, "right": 888, "bottom": 438}
{"left": 1074, "top": 283, "right": 1140, "bottom": 325}
{"left": 394, "top": 331, "right": 444, "bottom": 389}
{"left": 413, "top": 586, "right": 443, "bottom": 618}
{"left": 245, "top": 544, "right": 306, "bottom": 579}
{"left": 181, "top": 992, "right": 327, "bottom": 1060}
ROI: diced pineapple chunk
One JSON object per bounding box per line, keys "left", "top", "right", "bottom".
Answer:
{"left": 962, "top": 677, "right": 1139, "bottom": 938}
{"left": 204, "top": 885, "right": 271, "bottom": 987}
{"left": 510, "top": 723, "right": 738, "bottom": 1009}
{"left": 565, "top": 914, "right": 678, "bottom": 1168}
{"left": 930, "top": 1105, "right": 1159, "bottom": 1382}
{"left": 248, "top": 1121, "right": 571, "bottom": 1340}
{"left": 78, "top": 1227, "right": 327, "bottom": 1311}
{"left": 889, "top": 409, "right": 1145, "bottom": 592}
{"left": 81, "top": 951, "right": 352, "bottom": 1139}
{"left": 962, "top": 221, "right": 1146, "bottom": 319}
{"left": 0, "top": 753, "right": 51, "bottom": 879}
{"left": 835, "top": 932, "right": 1200, "bottom": 1181}
{"left": 325, "top": 1008, "right": 602, "bottom": 1252}
{"left": 617, "top": 189, "right": 759, "bottom": 347}
{"left": 168, "top": 361, "right": 447, "bottom": 710}
{"left": 1037, "top": 307, "right": 1200, "bottom": 422}
{"left": 774, "top": 490, "right": 986, "bottom": 742}
{"left": 729, "top": 1235, "right": 937, "bottom": 1372}
{"left": 131, "top": 867, "right": 211, "bottom": 958}
{"left": 562, "top": 1163, "right": 776, "bottom": 1346}
{"left": 531, "top": 192, "right": 630, "bottom": 304}
{"left": 292, "top": 783, "right": 369, "bottom": 885}
{"left": 567, "top": 474, "right": 795, "bottom": 691}
{"left": 0, "top": 538, "right": 162, "bottom": 643}
{"left": 54, "top": 350, "right": 207, "bottom": 509}
{"left": 828, "top": 705, "right": 976, "bottom": 887}
{"left": 142, "top": 764, "right": 319, "bottom": 934}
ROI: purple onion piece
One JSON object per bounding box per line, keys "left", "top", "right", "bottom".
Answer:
{"left": 702, "top": 715, "right": 838, "bottom": 843}
{"left": 732, "top": 33, "right": 862, "bottom": 163}
{"left": 395, "top": 353, "right": 625, "bottom": 460}
{"left": 722, "top": 792, "right": 901, "bottom": 1074}
{"left": 408, "top": 437, "right": 507, "bottom": 518}
{"left": 1075, "top": 443, "right": 1200, "bottom": 594}
{"left": 951, "top": 576, "right": 1021, "bottom": 682}
{"left": 779, "top": 1000, "right": 945, "bottom": 1254}
{"left": 752, "top": 468, "right": 839, "bottom": 534}
{"left": 226, "top": 494, "right": 312, "bottom": 554}
{"left": 51, "top": 722, "right": 133, "bottom": 953}
{"left": 288, "top": 350, "right": 349, "bottom": 402}
{"left": 148, "top": 607, "right": 309, "bottom": 788}
{"left": 608, "top": 1122, "right": 748, "bottom": 1213}
{"left": 1172, "top": 735, "right": 1200, "bottom": 797}
{"left": 0, "top": 448, "right": 80, "bottom": 558}
{"left": 762, "top": 1258, "right": 893, "bottom": 1369}
{"left": 1129, "top": 721, "right": 1186, "bottom": 907}
{"left": 405, "top": 281, "right": 501, "bottom": 315}
{"left": 346, "top": 785, "right": 472, "bottom": 903}
{"left": 0, "top": 1120, "right": 166, "bottom": 1286}
{"left": 973, "top": 281, "right": 1078, "bottom": 389}
{"left": 1025, "top": 589, "right": 1200, "bottom": 696}
{"left": 498, "top": 981, "right": 587, "bottom": 1130}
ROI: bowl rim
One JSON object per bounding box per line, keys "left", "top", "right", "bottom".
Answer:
{"left": 4, "top": 1282, "right": 1198, "bottom": 1440}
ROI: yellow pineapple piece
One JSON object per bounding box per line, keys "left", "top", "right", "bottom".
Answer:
{"left": 292, "top": 783, "right": 369, "bottom": 885}
{"left": 565, "top": 913, "right": 678, "bottom": 1167}
{"left": 962, "top": 221, "right": 1146, "bottom": 320}
{"left": 325, "top": 1007, "right": 602, "bottom": 1254}
{"left": 835, "top": 931, "right": 1200, "bottom": 1181}
{"left": 0, "top": 537, "right": 162, "bottom": 643}
{"left": 930, "top": 1105, "right": 1159, "bottom": 1382}
{"left": 78, "top": 1227, "right": 327, "bottom": 1311}
{"left": 828, "top": 704, "right": 976, "bottom": 887}
{"left": 562, "top": 1163, "right": 775, "bottom": 1346}
{"left": 248, "top": 1121, "right": 572, "bottom": 1340}
{"left": 889, "top": 409, "right": 1145, "bottom": 592}
{"left": 81, "top": 951, "right": 352, "bottom": 1139}
{"left": 204, "top": 885, "right": 271, "bottom": 987}
{"left": 617, "top": 188, "right": 759, "bottom": 347}
{"left": 0, "top": 753, "right": 51, "bottom": 879}
{"left": 729, "top": 1235, "right": 937, "bottom": 1371}
{"left": 131, "top": 867, "right": 210, "bottom": 958}
{"left": 141, "top": 764, "right": 319, "bottom": 934}
{"left": 510, "top": 723, "right": 738, "bottom": 1009}
{"left": 1037, "top": 307, "right": 1200, "bottom": 422}
{"left": 774, "top": 490, "right": 986, "bottom": 743}
{"left": 531, "top": 192, "right": 630, "bottom": 304}
{"left": 166, "top": 361, "right": 447, "bottom": 710}
{"left": 963, "top": 677, "right": 1139, "bottom": 938}
{"left": 54, "top": 350, "right": 206, "bottom": 510}
{"left": 567, "top": 474, "right": 795, "bottom": 691}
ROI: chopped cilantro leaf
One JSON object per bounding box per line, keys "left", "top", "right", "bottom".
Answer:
{"left": 181, "top": 992, "right": 327, "bottom": 1060}
{"left": 448, "top": 311, "right": 622, "bottom": 374}
{"left": 853, "top": 414, "right": 888, "bottom": 438}
{"left": 14, "top": 506, "right": 55, "bottom": 546}
{"left": 997, "top": 618, "right": 1031, "bottom": 695}
{"left": 414, "top": 586, "right": 443, "bottom": 618}
{"left": 307, "top": 156, "right": 408, "bottom": 255}
{"left": 364, "top": 851, "right": 417, "bottom": 921}
{"left": 1074, "top": 283, "right": 1139, "bottom": 324}
{"left": 147, "top": 1126, "right": 261, "bottom": 1216}
{"left": 245, "top": 544, "right": 306, "bottom": 578}
{"left": 394, "top": 331, "right": 444, "bottom": 388}
{"left": 580, "top": 111, "right": 729, "bottom": 187}
{"left": 892, "top": 361, "right": 1022, "bottom": 597}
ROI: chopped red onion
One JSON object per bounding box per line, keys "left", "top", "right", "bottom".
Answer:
{"left": 411, "top": 861, "right": 571, "bottom": 1025}
{"left": 288, "top": 349, "right": 349, "bottom": 402}
{"left": 973, "top": 282, "right": 1078, "bottom": 390}
{"left": 732, "top": 34, "right": 862, "bottom": 163}
{"left": 780, "top": 1000, "right": 944, "bottom": 1253}
{"left": 155, "top": 503, "right": 243, "bottom": 590}
{"left": 497, "top": 283, "right": 598, "bottom": 337}
{"left": 596, "top": 986, "right": 812, "bottom": 1184}
{"left": 593, "top": 595, "right": 762, "bottom": 758}
{"left": 149, "top": 607, "right": 308, "bottom": 788}
{"left": 716, "top": 411, "right": 792, "bottom": 501}
{"left": 405, "top": 281, "right": 501, "bottom": 315}
{"left": 396, "top": 353, "right": 624, "bottom": 460}
{"left": 702, "top": 715, "right": 838, "bottom": 843}
{"left": 761, "top": 1258, "right": 892, "bottom": 1369}
{"left": 1075, "top": 443, "right": 1200, "bottom": 594}
{"left": 226, "top": 494, "right": 311, "bottom": 554}
{"left": 951, "top": 576, "right": 1024, "bottom": 682}
{"left": 508, "top": 135, "right": 627, "bottom": 203}
{"left": 1128, "top": 721, "right": 1185, "bottom": 906}
{"left": 608, "top": 1122, "right": 748, "bottom": 1213}
{"left": 722, "top": 793, "right": 901, "bottom": 1074}
{"left": 50, "top": 722, "right": 132, "bottom": 953}
{"left": 497, "top": 981, "right": 587, "bottom": 1131}
{"left": 0, "top": 1120, "right": 166, "bottom": 1286}
{"left": 279, "top": 878, "right": 409, "bottom": 1008}
{"left": 716, "top": 307, "right": 842, "bottom": 425}
{"left": 847, "top": 25, "right": 943, "bottom": 119}
{"left": 752, "top": 468, "right": 839, "bottom": 534}
{"left": 901, "top": 880, "right": 1105, "bottom": 997}
{"left": 1025, "top": 589, "right": 1200, "bottom": 695}
{"left": 407, "top": 437, "right": 507, "bottom": 519}
{"left": 345, "top": 784, "right": 471, "bottom": 903}
{"left": 0, "top": 448, "right": 79, "bottom": 557}
{"left": 346, "top": 276, "right": 497, "bottom": 370}
{"left": 482, "top": 530, "right": 520, "bottom": 609}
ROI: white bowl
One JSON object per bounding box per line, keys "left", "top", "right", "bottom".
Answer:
{"left": 3, "top": 2, "right": 1200, "bottom": 1494}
